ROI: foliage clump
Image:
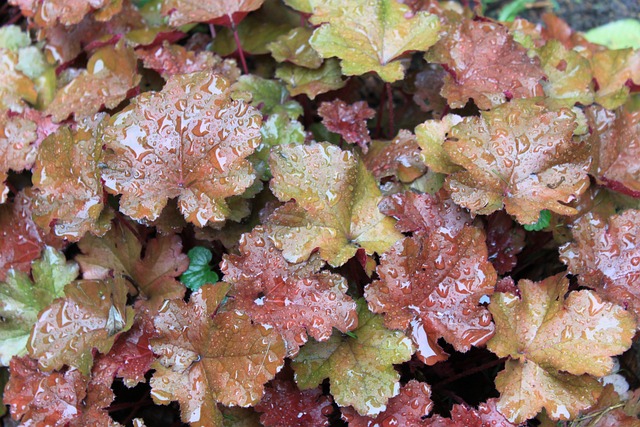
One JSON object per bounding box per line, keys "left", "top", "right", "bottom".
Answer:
{"left": 1, "top": 0, "right": 640, "bottom": 425}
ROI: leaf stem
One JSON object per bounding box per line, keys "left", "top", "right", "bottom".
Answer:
{"left": 232, "top": 24, "right": 249, "bottom": 74}
{"left": 432, "top": 357, "right": 507, "bottom": 389}
{"left": 386, "top": 82, "right": 395, "bottom": 138}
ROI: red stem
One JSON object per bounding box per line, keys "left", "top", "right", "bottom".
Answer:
{"left": 232, "top": 23, "right": 249, "bottom": 74}
{"left": 385, "top": 82, "right": 395, "bottom": 138}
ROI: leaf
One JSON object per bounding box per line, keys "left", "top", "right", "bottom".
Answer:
{"left": 267, "top": 27, "right": 323, "bottom": 69}
{"left": 102, "top": 71, "right": 262, "bottom": 227}
{"left": 292, "top": 299, "right": 413, "bottom": 416}
{"left": 487, "top": 274, "right": 636, "bottom": 422}
{"left": 267, "top": 142, "right": 403, "bottom": 267}
{"left": 232, "top": 75, "right": 302, "bottom": 118}
{"left": 415, "top": 114, "right": 464, "bottom": 175}
{"left": 211, "top": 12, "right": 294, "bottom": 56}
{"left": 559, "top": 210, "right": 640, "bottom": 321}
{"left": 308, "top": 0, "right": 440, "bottom": 82}
{"left": 255, "top": 379, "right": 333, "bottom": 427}
{"left": 31, "top": 113, "right": 112, "bottom": 241}
{"left": 585, "top": 19, "right": 640, "bottom": 50}
{"left": 0, "top": 109, "right": 38, "bottom": 202}
{"left": 364, "top": 130, "right": 426, "bottom": 183}
{"left": 91, "top": 311, "right": 156, "bottom": 388}
{"left": 3, "top": 356, "right": 87, "bottom": 426}
{"left": 27, "top": 278, "right": 135, "bottom": 375}
{"left": 585, "top": 101, "right": 640, "bottom": 197}
{"left": 8, "top": 0, "right": 122, "bottom": 27}
{"left": 443, "top": 99, "right": 591, "bottom": 225}
{"left": 377, "top": 189, "right": 472, "bottom": 236}
{"left": 0, "top": 192, "right": 63, "bottom": 282}
{"left": 425, "top": 19, "right": 545, "bottom": 109}
{"left": 136, "top": 42, "right": 241, "bottom": 82}
{"left": 221, "top": 226, "right": 357, "bottom": 356}
{"left": 341, "top": 380, "right": 433, "bottom": 426}
{"left": 365, "top": 226, "right": 496, "bottom": 364}
{"left": 180, "top": 247, "right": 218, "bottom": 292}
{"left": 149, "top": 284, "right": 285, "bottom": 427}
{"left": 275, "top": 59, "right": 346, "bottom": 99}
{"left": 45, "top": 41, "right": 140, "bottom": 122}
{"left": 0, "top": 48, "right": 37, "bottom": 113}
{"left": 427, "top": 398, "right": 517, "bottom": 427}
{"left": 590, "top": 49, "right": 640, "bottom": 110}
{"left": 0, "top": 246, "right": 78, "bottom": 365}
{"left": 317, "top": 100, "right": 375, "bottom": 153}
{"left": 485, "top": 211, "right": 526, "bottom": 275}
{"left": 161, "top": 0, "right": 264, "bottom": 26}
{"left": 523, "top": 209, "right": 551, "bottom": 231}
{"left": 77, "top": 220, "right": 188, "bottom": 311}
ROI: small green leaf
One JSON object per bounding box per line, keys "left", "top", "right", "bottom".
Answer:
{"left": 524, "top": 210, "right": 551, "bottom": 231}
{"left": 180, "top": 247, "right": 219, "bottom": 291}
{"left": 585, "top": 19, "right": 640, "bottom": 50}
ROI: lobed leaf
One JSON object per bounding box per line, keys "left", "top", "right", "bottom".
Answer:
{"left": 102, "top": 71, "right": 262, "bottom": 227}
{"left": 268, "top": 142, "right": 403, "bottom": 267}
{"left": 255, "top": 379, "right": 333, "bottom": 427}
{"left": 317, "top": 100, "right": 375, "bottom": 153}
{"left": 150, "top": 284, "right": 285, "bottom": 426}
{"left": 292, "top": 299, "right": 413, "bottom": 416}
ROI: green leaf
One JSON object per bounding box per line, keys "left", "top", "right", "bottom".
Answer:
{"left": 180, "top": 247, "right": 219, "bottom": 291}
{"left": 308, "top": 0, "right": 440, "bottom": 82}
{"left": 585, "top": 19, "right": 640, "bottom": 50}
{"left": 275, "top": 59, "right": 346, "bottom": 99}
{"left": 523, "top": 210, "right": 551, "bottom": 231}
{"left": 232, "top": 75, "right": 302, "bottom": 118}
{"left": 292, "top": 299, "right": 414, "bottom": 416}
{"left": 0, "top": 247, "right": 79, "bottom": 365}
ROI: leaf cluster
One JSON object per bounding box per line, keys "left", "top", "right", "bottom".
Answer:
{"left": 1, "top": 0, "right": 640, "bottom": 426}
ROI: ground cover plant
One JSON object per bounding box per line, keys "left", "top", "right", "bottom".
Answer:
{"left": 1, "top": 0, "right": 640, "bottom": 426}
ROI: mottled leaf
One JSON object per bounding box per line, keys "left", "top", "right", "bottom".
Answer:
{"left": 365, "top": 226, "right": 496, "bottom": 364}
{"left": 560, "top": 210, "right": 640, "bottom": 321}
{"left": 180, "top": 246, "right": 218, "bottom": 292}
{"left": 341, "top": 380, "right": 433, "bottom": 426}
{"left": 443, "top": 99, "right": 591, "bottom": 225}
{"left": 28, "top": 278, "right": 135, "bottom": 375}
{"left": 9, "top": 0, "right": 122, "bottom": 27}
{"left": 292, "top": 299, "right": 413, "bottom": 416}
{"left": 255, "top": 379, "right": 333, "bottom": 427}
{"left": 364, "top": 130, "right": 426, "bottom": 182}
{"left": 0, "top": 246, "right": 78, "bottom": 365}
{"left": 275, "top": 59, "right": 346, "bottom": 99}
{"left": 161, "top": 0, "right": 264, "bottom": 26}
{"left": 4, "top": 356, "right": 87, "bottom": 426}
{"left": 425, "top": 19, "right": 545, "bottom": 109}
{"left": 268, "top": 142, "right": 403, "bottom": 267}
{"left": 487, "top": 274, "right": 636, "bottom": 422}
{"left": 45, "top": 41, "right": 140, "bottom": 122}
{"left": 0, "top": 111, "right": 38, "bottom": 202}
{"left": 308, "top": 0, "right": 440, "bottom": 82}
{"left": 0, "top": 48, "right": 37, "bottom": 113}
{"left": 267, "top": 27, "right": 323, "bottom": 69}
{"left": 31, "top": 113, "right": 111, "bottom": 241}
{"left": 221, "top": 226, "right": 357, "bottom": 356}
{"left": 149, "top": 284, "right": 285, "bottom": 426}
{"left": 317, "top": 100, "right": 375, "bottom": 153}
{"left": 585, "top": 101, "right": 640, "bottom": 197}
{"left": 136, "top": 42, "right": 240, "bottom": 82}
{"left": 77, "top": 220, "right": 188, "bottom": 311}
{"left": 102, "top": 71, "right": 262, "bottom": 227}
{"left": 427, "top": 398, "right": 517, "bottom": 427}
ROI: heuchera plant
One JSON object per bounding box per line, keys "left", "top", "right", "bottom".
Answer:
{"left": 1, "top": 0, "right": 640, "bottom": 425}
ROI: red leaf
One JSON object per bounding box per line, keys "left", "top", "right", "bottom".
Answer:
{"left": 317, "top": 100, "right": 375, "bottom": 153}
{"left": 221, "top": 226, "right": 358, "bottom": 356}
{"left": 255, "top": 379, "right": 333, "bottom": 427}
{"left": 4, "top": 356, "right": 87, "bottom": 426}
{"left": 485, "top": 211, "right": 525, "bottom": 275}
{"left": 341, "top": 380, "right": 433, "bottom": 426}
{"left": 427, "top": 398, "right": 517, "bottom": 427}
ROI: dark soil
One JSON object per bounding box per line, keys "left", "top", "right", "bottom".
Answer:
{"left": 485, "top": 0, "right": 640, "bottom": 31}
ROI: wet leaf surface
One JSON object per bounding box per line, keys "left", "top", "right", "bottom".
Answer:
{"left": 102, "top": 71, "right": 262, "bottom": 227}
{"left": 149, "top": 284, "right": 285, "bottom": 426}
{"left": 488, "top": 274, "right": 636, "bottom": 422}
{"left": 292, "top": 299, "right": 413, "bottom": 417}
{"left": 268, "top": 142, "right": 403, "bottom": 267}
{"left": 255, "top": 379, "right": 333, "bottom": 426}
{"left": 221, "top": 226, "right": 357, "bottom": 357}
{"left": 318, "top": 100, "right": 375, "bottom": 152}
